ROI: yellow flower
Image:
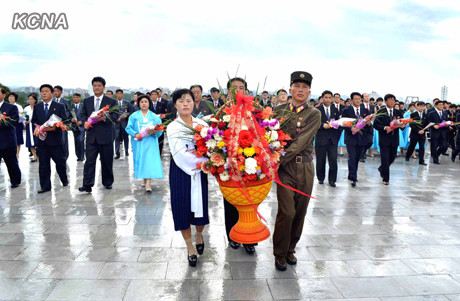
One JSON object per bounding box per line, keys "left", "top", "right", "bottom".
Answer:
{"left": 217, "top": 141, "right": 226, "bottom": 149}
{"left": 239, "top": 165, "right": 245, "bottom": 171}
{"left": 243, "top": 147, "right": 256, "bottom": 157}
{"left": 264, "top": 135, "right": 271, "bottom": 143}
{"left": 256, "top": 166, "right": 261, "bottom": 170}
{"left": 238, "top": 147, "right": 244, "bottom": 155}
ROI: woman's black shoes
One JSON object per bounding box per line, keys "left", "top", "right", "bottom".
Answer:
{"left": 188, "top": 254, "right": 197, "bottom": 267}
{"left": 244, "top": 244, "right": 256, "bottom": 254}
{"left": 196, "top": 234, "right": 205, "bottom": 255}
{"left": 229, "top": 240, "right": 240, "bottom": 249}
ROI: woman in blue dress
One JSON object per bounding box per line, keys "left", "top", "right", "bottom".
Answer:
{"left": 24, "top": 93, "right": 38, "bottom": 162}
{"left": 125, "top": 95, "right": 163, "bottom": 193}
{"left": 167, "top": 89, "right": 209, "bottom": 267}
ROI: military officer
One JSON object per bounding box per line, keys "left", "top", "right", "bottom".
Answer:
{"left": 273, "top": 71, "right": 321, "bottom": 271}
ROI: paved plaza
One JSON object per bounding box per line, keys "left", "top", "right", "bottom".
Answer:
{"left": 1, "top": 135, "right": 460, "bottom": 300}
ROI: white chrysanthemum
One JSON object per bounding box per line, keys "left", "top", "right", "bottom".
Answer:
{"left": 214, "top": 134, "right": 223, "bottom": 142}
{"left": 200, "top": 128, "right": 209, "bottom": 138}
{"left": 245, "top": 158, "right": 258, "bottom": 174}
{"left": 223, "top": 115, "right": 231, "bottom": 122}
{"left": 206, "top": 139, "right": 217, "bottom": 149}
{"left": 269, "top": 131, "right": 278, "bottom": 141}
{"left": 271, "top": 141, "right": 281, "bottom": 149}
{"left": 219, "top": 171, "right": 230, "bottom": 181}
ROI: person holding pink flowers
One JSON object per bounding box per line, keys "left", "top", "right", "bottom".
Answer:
{"left": 125, "top": 94, "right": 163, "bottom": 193}
{"left": 166, "top": 88, "right": 209, "bottom": 267}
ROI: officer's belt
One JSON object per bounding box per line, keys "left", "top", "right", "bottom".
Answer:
{"left": 295, "top": 154, "right": 313, "bottom": 164}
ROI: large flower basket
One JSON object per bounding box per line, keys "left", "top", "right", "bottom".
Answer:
{"left": 217, "top": 177, "right": 271, "bottom": 244}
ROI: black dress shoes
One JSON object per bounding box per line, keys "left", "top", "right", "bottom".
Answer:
{"left": 275, "top": 257, "right": 287, "bottom": 271}
{"left": 78, "top": 186, "right": 92, "bottom": 193}
{"left": 114, "top": 155, "right": 120, "bottom": 159}
{"left": 104, "top": 185, "right": 112, "bottom": 190}
{"left": 351, "top": 181, "right": 357, "bottom": 187}
{"left": 38, "top": 189, "right": 50, "bottom": 194}
{"left": 318, "top": 180, "right": 324, "bottom": 185}
{"left": 196, "top": 233, "right": 205, "bottom": 255}
{"left": 188, "top": 254, "right": 197, "bottom": 267}
{"left": 11, "top": 184, "right": 19, "bottom": 188}
{"left": 229, "top": 240, "right": 240, "bottom": 249}
{"left": 329, "top": 182, "right": 336, "bottom": 187}
{"left": 243, "top": 244, "right": 255, "bottom": 254}
{"left": 383, "top": 181, "right": 389, "bottom": 185}
{"left": 419, "top": 162, "right": 427, "bottom": 165}
{"left": 433, "top": 161, "right": 440, "bottom": 165}
{"left": 62, "top": 182, "right": 69, "bottom": 187}
{"left": 405, "top": 157, "right": 410, "bottom": 162}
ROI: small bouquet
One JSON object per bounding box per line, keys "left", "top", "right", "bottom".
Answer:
{"left": 20, "top": 111, "right": 29, "bottom": 122}
{"left": 389, "top": 118, "right": 417, "bottom": 130}
{"left": 0, "top": 112, "right": 15, "bottom": 127}
{"left": 437, "top": 120, "right": 457, "bottom": 128}
{"left": 34, "top": 114, "right": 68, "bottom": 141}
{"left": 328, "top": 117, "right": 356, "bottom": 129}
{"left": 84, "top": 105, "right": 118, "bottom": 128}
{"left": 134, "top": 121, "right": 170, "bottom": 141}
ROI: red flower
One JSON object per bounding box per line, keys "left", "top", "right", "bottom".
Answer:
{"left": 218, "top": 122, "right": 226, "bottom": 129}
{"left": 223, "top": 129, "right": 232, "bottom": 142}
{"left": 211, "top": 122, "right": 218, "bottom": 128}
{"left": 277, "top": 130, "right": 286, "bottom": 141}
{"left": 217, "top": 166, "right": 225, "bottom": 173}
{"left": 243, "top": 174, "right": 258, "bottom": 182}
{"left": 238, "top": 130, "right": 253, "bottom": 148}
{"left": 196, "top": 139, "right": 206, "bottom": 147}
{"left": 211, "top": 166, "right": 217, "bottom": 174}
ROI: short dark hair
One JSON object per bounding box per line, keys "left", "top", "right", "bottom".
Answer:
{"left": 334, "top": 93, "right": 341, "bottom": 97}
{"left": 150, "top": 90, "right": 159, "bottom": 95}
{"left": 39, "top": 84, "right": 54, "bottom": 92}
{"left": 226, "top": 77, "right": 248, "bottom": 90}
{"left": 277, "top": 89, "right": 287, "bottom": 95}
{"left": 116, "top": 89, "right": 123, "bottom": 94}
{"left": 321, "top": 90, "right": 333, "bottom": 97}
{"left": 417, "top": 101, "right": 425, "bottom": 106}
{"left": 376, "top": 97, "right": 383, "bottom": 102}
{"left": 106, "top": 90, "right": 113, "bottom": 94}
{"left": 433, "top": 98, "right": 440, "bottom": 103}
{"left": 172, "top": 89, "right": 194, "bottom": 105}
{"left": 434, "top": 99, "right": 443, "bottom": 106}
{"left": 156, "top": 88, "right": 162, "bottom": 92}
{"left": 134, "top": 91, "right": 142, "bottom": 96}
{"left": 7, "top": 92, "right": 18, "bottom": 102}
{"left": 449, "top": 104, "right": 457, "bottom": 109}
{"left": 262, "top": 91, "right": 268, "bottom": 94}
{"left": 384, "top": 94, "right": 396, "bottom": 101}
{"left": 136, "top": 94, "right": 151, "bottom": 107}
{"left": 189, "top": 85, "right": 203, "bottom": 92}
{"left": 73, "top": 93, "right": 81, "bottom": 97}
{"left": 350, "top": 92, "right": 362, "bottom": 100}
{"left": 408, "top": 103, "right": 415, "bottom": 108}
{"left": 287, "top": 95, "right": 292, "bottom": 100}
{"left": 0, "top": 88, "right": 6, "bottom": 95}
{"left": 91, "top": 76, "right": 106, "bottom": 87}
{"left": 28, "top": 93, "right": 38, "bottom": 103}
{"left": 54, "top": 85, "right": 63, "bottom": 92}
{"left": 210, "top": 87, "right": 220, "bottom": 93}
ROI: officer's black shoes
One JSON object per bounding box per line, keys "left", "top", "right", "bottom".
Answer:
{"left": 188, "top": 254, "right": 197, "bottom": 267}
{"left": 244, "top": 244, "right": 255, "bottom": 254}
{"left": 286, "top": 253, "right": 297, "bottom": 265}
{"left": 62, "top": 181, "right": 69, "bottom": 187}
{"left": 229, "top": 240, "right": 240, "bottom": 249}
{"left": 78, "top": 186, "right": 92, "bottom": 193}
{"left": 405, "top": 157, "right": 410, "bottom": 162}
{"left": 11, "top": 184, "right": 19, "bottom": 189}
{"left": 104, "top": 185, "right": 112, "bottom": 190}
{"left": 275, "top": 257, "right": 287, "bottom": 271}
{"left": 38, "top": 189, "right": 51, "bottom": 194}
{"left": 318, "top": 180, "right": 324, "bottom": 185}
{"left": 419, "top": 162, "right": 427, "bottom": 165}
{"left": 351, "top": 181, "right": 357, "bottom": 187}
{"left": 329, "top": 182, "right": 336, "bottom": 188}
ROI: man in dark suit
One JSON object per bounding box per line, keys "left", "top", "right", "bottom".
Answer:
{"left": 406, "top": 102, "right": 428, "bottom": 165}
{"left": 71, "top": 93, "right": 85, "bottom": 161}
{"left": 374, "top": 94, "right": 404, "bottom": 185}
{"left": 148, "top": 90, "right": 166, "bottom": 156}
{"left": 209, "top": 87, "right": 224, "bottom": 109}
{"left": 447, "top": 104, "right": 457, "bottom": 154}
{"left": 0, "top": 88, "right": 21, "bottom": 188}
{"left": 32, "top": 84, "right": 68, "bottom": 193}
{"left": 53, "top": 85, "right": 70, "bottom": 160}
{"left": 332, "top": 93, "right": 345, "bottom": 116}
{"left": 78, "top": 77, "right": 117, "bottom": 193}
{"left": 360, "top": 93, "right": 375, "bottom": 161}
{"left": 428, "top": 99, "right": 448, "bottom": 164}
{"left": 259, "top": 91, "right": 272, "bottom": 108}
{"left": 451, "top": 112, "right": 460, "bottom": 162}
{"left": 114, "top": 89, "right": 134, "bottom": 159}
{"left": 315, "top": 90, "right": 340, "bottom": 187}
{"left": 342, "top": 92, "right": 371, "bottom": 187}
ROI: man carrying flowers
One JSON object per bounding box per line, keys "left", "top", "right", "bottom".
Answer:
{"left": 273, "top": 71, "right": 321, "bottom": 271}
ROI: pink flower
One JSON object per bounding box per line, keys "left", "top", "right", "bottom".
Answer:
{"left": 210, "top": 153, "right": 225, "bottom": 167}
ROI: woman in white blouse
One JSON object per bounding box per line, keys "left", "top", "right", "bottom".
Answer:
{"left": 166, "top": 89, "right": 209, "bottom": 267}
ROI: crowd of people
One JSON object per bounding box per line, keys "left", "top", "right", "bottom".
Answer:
{"left": 0, "top": 73, "right": 459, "bottom": 270}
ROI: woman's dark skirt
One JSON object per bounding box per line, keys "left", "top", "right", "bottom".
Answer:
{"left": 15, "top": 124, "right": 24, "bottom": 145}
{"left": 169, "top": 158, "right": 209, "bottom": 231}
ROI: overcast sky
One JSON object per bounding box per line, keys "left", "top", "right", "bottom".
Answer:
{"left": 2, "top": 0, "right": 460, "bottom": 100}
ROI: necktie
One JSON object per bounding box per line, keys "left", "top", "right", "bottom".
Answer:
{"left": 420, "top": 112, "right": 422, "bottom": 120}
{"left": 95, "top": 98, "right": 100, "bottom": 111}
{"left": 439, "top": 111, "right": 442, "bottom": 120}
{"left": 356, "top": 108, "right": 359, "bottom": 118}
{"left": 326, "top": 107, "right": 330, "bottom": 120}
{"left": 390, "top": 109, "right": 393, "bottom": 120}
{"left": 45, "top": 103, "right": 49, "bottom": 116}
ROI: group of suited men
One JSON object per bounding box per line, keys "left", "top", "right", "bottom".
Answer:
{"left": 312, "top": 91, "right": 460, "bottom": 187}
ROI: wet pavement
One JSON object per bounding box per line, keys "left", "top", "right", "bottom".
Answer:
{"left": 1, "top": 134, "right": 460, "bottom": 300}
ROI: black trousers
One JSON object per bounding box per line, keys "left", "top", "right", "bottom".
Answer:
{"left": 224, "top": 197, "right": 238, "bottom": 241}
{"left": 114, "top": 126, "right": 129, "bottom": 156}
{"left": 158, "top": 133, "right": 164, "bottom": 156}
{"left": 448, "top": 130, "right": 456, "bottom": 151}
{"left": 37, "top": 144, "right": 68, "bottom": 190}
{"left": 346, "top": 145, "right": 363, "bottom": 181}
{"left": 315, "top": 144, "right": 338, "bottom": 183}
{"left": 73, "top": 128, "right": 85, "bottom": 160}
{"left": 62, "top": 131, "right": 69, "bottom": 160}
{"left": 379, "top": 145, "right": 398, "bottom": 182}
{"left": 406, "top": 136, "right": 425, "bottom": 163}
{"left": 430, "top": 136, "right": 447, "bottom": 162}
{"left": 0, "top": 146, "right": 21, "bottom": 185}
{"left": 452, "top": 137, "right": 460, "bottom": 159}
{"left": 83, "top": 142, "right": 114, "bottom": 187}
